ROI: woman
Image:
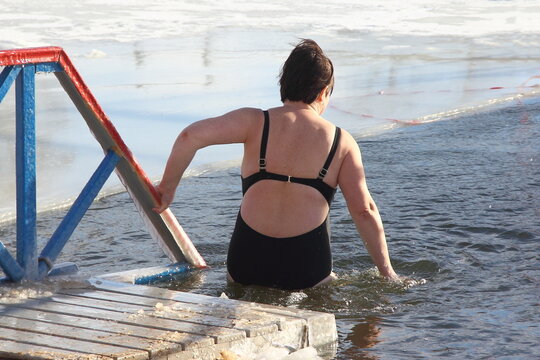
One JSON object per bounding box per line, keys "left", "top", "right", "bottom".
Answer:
{"left": 154, "top": 39, "right": 398, "bottom": 290}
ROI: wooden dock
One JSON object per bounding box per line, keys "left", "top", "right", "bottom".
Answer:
{"left": 0, "top": 278, "right": 337, "bottom": 359}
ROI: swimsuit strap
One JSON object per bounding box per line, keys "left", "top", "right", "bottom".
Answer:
{"left": 259, "top": 110, "right": 341, "bottom": 178}
{"left": 318, "top": 127, "right": 341, "bottom": 180}
{"left": 259, "top": 110, "right": 270, "bottom": 171}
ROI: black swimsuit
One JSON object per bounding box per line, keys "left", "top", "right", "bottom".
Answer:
{"left": 227, "top": 110, "right": 341, "bottom": 290}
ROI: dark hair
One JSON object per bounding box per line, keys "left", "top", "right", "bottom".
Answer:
{"left": 279, "top": 39, "right": 334, "bottom": 104}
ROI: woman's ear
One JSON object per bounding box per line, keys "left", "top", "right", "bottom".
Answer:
{"left": 316, "top": 86, "right": 330, "bottom": 102}
{"left": 313, "top": 86, "right": 331, "bottom": 114}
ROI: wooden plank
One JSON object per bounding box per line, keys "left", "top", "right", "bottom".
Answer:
{"left": 1, "top": 307, "right": 186, "bottom": 349}
{"left": 47, "top": 292, "right": 278, "bottom": 338}
{"left": 0, "top": 315, "right": 179, "bottom": 358}
{"left": 0, "top": 302, "right": 212, "bottom": 352}
{"left": 0, "top": 279, "right": 337, "bottom": 359}
{"left": 90, "top": 279, "right": 337, "bottom": 350}
{"left": 41, "top": 293, "right": 150, "bottom": 313}
{"left": 40, "top": 293, "right": 260, "bottom": 340}
{"left": 90, "top": 279, "right": 296, "bottom": 316}
{"left": 64, "top": 288, "right": 283, "bottom": 322}
{"left": 91, "top": 279, "right": 331, "bottom": 327}
{"left": 91, "top": 278, "right": 317, "bottom": 317}
{"left": 0, "top": 339, "right": 86, "bottom": 360}
{"left": 0, "top": 327, "right": 142, "bottom": 359}
{"left": 56, "top": 290, "right": 282, "bottom": 337}
{"left": 10, "top": 298, "right": 243, "bottom": 346}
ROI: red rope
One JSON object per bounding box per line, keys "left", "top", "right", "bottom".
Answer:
{"left": 330, "top": 72, "right": 540, "bottom": 126}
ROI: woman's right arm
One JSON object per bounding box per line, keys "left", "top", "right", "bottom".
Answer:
{"left": 153, "top": 107, "right": 258, "bottom": 213}
{"left": 337, "top": 131, "right": 398, "bottom": 279}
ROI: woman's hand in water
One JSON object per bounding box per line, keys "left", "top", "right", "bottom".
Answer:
{"left": 379, "top": 267, "right": 400, "bottom": 281}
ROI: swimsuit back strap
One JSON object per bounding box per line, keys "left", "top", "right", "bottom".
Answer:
{"left": 318, "top": 127, "right": 341, "bottom": 180}
{"left": 259, "top": 110, "right": 270, "bottom": 170}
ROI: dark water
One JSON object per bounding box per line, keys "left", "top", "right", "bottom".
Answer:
{"left": 1, "top": 99, "right": 539, "bottom": 359}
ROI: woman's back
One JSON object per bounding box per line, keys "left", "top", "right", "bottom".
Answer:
{"left": 240, "top": 105, "right": 343, "bottom": 238}
{"left": 154, "top": 39, "right": 398, "bottom": 289}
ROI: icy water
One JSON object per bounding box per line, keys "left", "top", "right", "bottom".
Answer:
{"left": 1, "top": 0, "right": 540, "bottom": 218}
{"left": 1, "top": 0, "right": 539, "bottom": 358}
{"left": 1, "top": 97, "right": 538, "bottom": 359}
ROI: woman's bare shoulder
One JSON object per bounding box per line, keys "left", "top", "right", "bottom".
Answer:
{"left": 336, "top": 127, "right": 360, "bottom": 152}
{"left": 228, "top": 107, "right": 264, "bottom": 119}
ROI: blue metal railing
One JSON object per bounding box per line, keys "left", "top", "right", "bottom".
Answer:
{"left": 0, "top": 47, "right": 205, "bottom": 284}
{"left": 0, "top": 56, "right": 119, "bottom": 282}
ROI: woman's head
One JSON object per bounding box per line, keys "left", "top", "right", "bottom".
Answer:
{"left": 279, "top": 39, "right": 334, "bottom": 104}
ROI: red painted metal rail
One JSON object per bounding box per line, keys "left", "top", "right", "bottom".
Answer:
{"left": 0, "top": 47, "right": 158, "bottom": 202}
{"left": 0, "top": 47, "right": 206, "bottom": 282}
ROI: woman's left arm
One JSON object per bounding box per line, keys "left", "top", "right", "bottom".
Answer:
{"left": 153, "top": 107, "right": 257, "bottom": 213}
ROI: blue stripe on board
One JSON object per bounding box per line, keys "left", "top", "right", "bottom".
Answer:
{"left": 134, "top": 263, "right": 193, "bottom": 285}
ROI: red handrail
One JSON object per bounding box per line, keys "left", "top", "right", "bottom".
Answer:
{"left": 0, "top": 46, "right": 160, "bottom": 203}
{"left": 0, "top": 46, "right": 206, "bottom": 268}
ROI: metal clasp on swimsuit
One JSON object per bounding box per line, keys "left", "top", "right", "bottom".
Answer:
{"left": 318, "top": 168, "right": 328, "bottom": 179}
{"left": 259, "top": 158, "right": 266, "bottom": 170}
{"left": 287, "top": 175, "right": 291, "bottom": 183}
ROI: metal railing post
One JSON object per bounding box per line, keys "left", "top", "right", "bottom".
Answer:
{"left": 15, "top": 64, "right": 38, "bottom": 280}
